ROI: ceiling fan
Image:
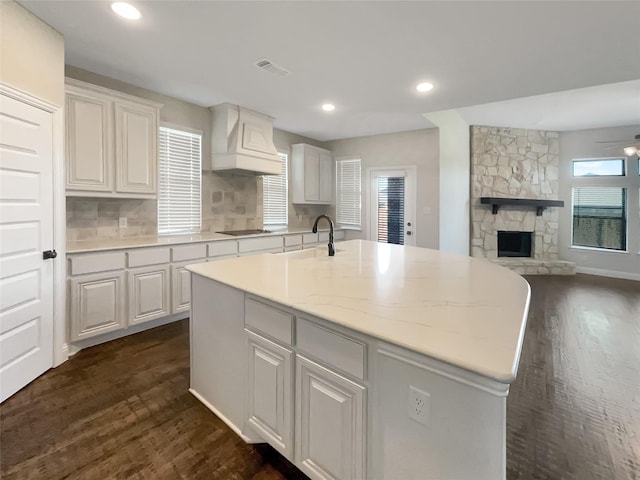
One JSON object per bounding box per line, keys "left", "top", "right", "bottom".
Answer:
{"left": 596, "top": 133, "right": 640, "bottom": 156}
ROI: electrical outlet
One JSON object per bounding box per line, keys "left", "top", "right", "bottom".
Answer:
{"left": 408, "top": 385, "right": 431, "bottom": 426}
{"left": 119, "top": 217, "right": 127, "bottom": 228}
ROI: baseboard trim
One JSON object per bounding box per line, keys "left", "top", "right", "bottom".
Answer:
{"left": 189, "top": 388, "right": 261, "bottom": 444}
{"left": 576, "top": 267, "right": 640, "bottom": 281}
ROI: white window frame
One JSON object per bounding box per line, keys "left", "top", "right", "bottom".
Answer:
{"left": 335, "top": 156, "right": 362, "bottom": 229}
{"left": 157, "top": 123, "right": 202, "bottom": 235}
{"left": 262, "top": 152, "right": 288, "bottom": 227}
{"left": 570, "top": 157, "right": 629, "bottom": 252}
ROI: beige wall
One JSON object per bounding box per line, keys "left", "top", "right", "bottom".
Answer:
{"left": 424, "top": 110, "right": 470, "bottom": 255}
{"left": 0, "top": 1, "right": 64, "bottom": 106}
{"left": 326, "top": 129, "right": 439, "bottom": 249}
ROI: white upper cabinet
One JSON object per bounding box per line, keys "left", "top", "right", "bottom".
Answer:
{"left": 65, "top": 89, "right": 113, "bottom": 192}
{"left": 65, "top": 78, "right": 161, "bottom": 198}
{"left": 115, "top": 100, "right": 158, "bottom": 195}
{"left": 291, "top": 144, "right": 334, "bottom": 205}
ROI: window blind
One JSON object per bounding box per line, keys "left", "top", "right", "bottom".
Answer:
{"left": 572, "top": 187, "right": 626, "bottom": 250}
{"left": 158, "top": 126, "right": 202, "bottom": 235}
{"left": 263, "top": 153, "right": 288, "bottom": 226}
{"left": 336, "top": 158, "right": 361, "bottom": 227}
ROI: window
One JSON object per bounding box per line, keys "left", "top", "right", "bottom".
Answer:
{"left": 158, "top": 125, "right": 202, "bottom": 235}
{"left": 263, "top": 153, "right": 288, "bottom": 226}
{"left": 336, "top": 158, "right": 361, "bottom": 228}
{"left": 572, "top": 187, "right": 627, "bottom": 251}
{"left": 572, "top": 158, "right": 624, "bottom": 176}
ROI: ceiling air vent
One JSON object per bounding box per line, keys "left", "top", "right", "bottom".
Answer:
{"left": 255, "top": 59, "right": 290, "bottom": 77}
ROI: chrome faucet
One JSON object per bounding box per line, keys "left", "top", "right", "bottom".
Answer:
{"left": 312, "top": 215, "right": 335, "bottom": 256}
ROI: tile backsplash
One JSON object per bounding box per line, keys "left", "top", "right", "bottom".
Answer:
{"left": 67, "top": 173, "right": 332, "bottom": 241}
{"left": 66, "top": 198, "right": 158, "bottom": 242}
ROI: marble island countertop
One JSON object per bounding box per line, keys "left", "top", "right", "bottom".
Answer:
{"left": 66, "top": 227, "right": 333, "bottom": 253}
{"left": 187, "top": 239, "right": 531, "bottom": 383}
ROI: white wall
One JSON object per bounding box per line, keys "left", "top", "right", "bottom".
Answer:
{"left": 425, "top": 111, "right": 470, "bottom": 255}
{"left": 559, "top": 125, "right": 640, "bottom": 279}
{"left": 0, "top": 1, "right": 64, "bottom": 106}
{"left": 326, "top": 129, "right": 439, "bottom": 249}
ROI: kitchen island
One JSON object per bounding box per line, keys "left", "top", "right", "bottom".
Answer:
{"left": 187, "top": 240, "right": 530, "bottom": 480}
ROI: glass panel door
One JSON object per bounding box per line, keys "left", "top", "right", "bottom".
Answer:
{"left": 369, "top": 167, "right": 416, "bottom": 246}
{"left": 376, "top": 176, "right": 405, "bottom": 245}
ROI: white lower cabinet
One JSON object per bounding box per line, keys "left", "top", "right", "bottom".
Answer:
{"left": 128, "top": 265, "right": 170, "bottom": 325}
{"left": 245, "top": 329, "right": 294, "bottom": 457}
{"left": 70, "top": 271, "right": 126, "bottom": 341}
{"left": 172, "top": 261, "right": 203, "bottom": 314}
{"left": 295, "top": 355, "right": 366, "bottom": 480}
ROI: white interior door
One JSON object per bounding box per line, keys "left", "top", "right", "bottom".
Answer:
{"left": 0, "top": 94, "right": 54, "bottom": 402}
{"left": 368, "top": 167, "right": 416, "bottom": 246}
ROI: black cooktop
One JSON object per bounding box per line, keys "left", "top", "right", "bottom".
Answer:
{"left": 216, "top": 229, "right": 272, "bottom": 236}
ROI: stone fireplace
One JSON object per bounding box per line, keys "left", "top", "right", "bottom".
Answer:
{"left": 470, "top": 126, "right": 575, "bottom": 275}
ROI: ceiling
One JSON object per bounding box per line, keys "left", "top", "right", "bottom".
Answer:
{"left": 20, "top": 1, "right": 640, "bottom": 141}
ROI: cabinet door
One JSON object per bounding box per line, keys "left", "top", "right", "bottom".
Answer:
{"left": 304, "top": 147, "right": 320, "bottom": 202}
{"left": 128, "top": 265, "right": 170, "bottom": 325}
{"left": 171, "top": 262, "right": 201, "bottom": 314}
{"left": 65, "top": 91, "right": 113, "bottom": 192}
{"left": 318, "top": 151, "right": 333, "bottom": 203}
{"left": 296, "top": 355, "right": 365, "bottom": 480}
{"left": 70, "top": 271, "right": 126, "bottom": 341}
{"left": 246, "top": 330, "right": 294, "bottom": 458}
{"left": 114, "top": 101, "right": 158, "bottom": 195}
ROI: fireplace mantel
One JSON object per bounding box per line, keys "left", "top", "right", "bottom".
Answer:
{"left": 480, "top": 197, "right": 564, "bottom": 216}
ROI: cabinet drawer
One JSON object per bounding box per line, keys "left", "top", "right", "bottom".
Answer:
{"left": 238, "top": 236, "right": 283, "bottom": 254}
{"left": 318, "top": 231, "right": 329, "bottom": 242}
{"left": 283, "top": 234, "right": 303, "bottom": 247}
{"left": 302, "top": 233, "right": 318, "bottom": 245}
{"left": 208, "top": 240, "right": 237, "bottom": 258}
{"left": 171, "top": 244, "right": 207, "bottom": 262}
{"left": 127, "top": 247, "right": 170, "bottom": 267}
{"left": 297, "top": 318, "right": 366, "bottom": 380}
{"left": 69, "top": 252, "right": 125, "bottom": 275}
{"left": 334, "top": 230, "right": 346, "bottom": 241}
{"left": 245, "top": 297, "right": 293, "bottom": 345}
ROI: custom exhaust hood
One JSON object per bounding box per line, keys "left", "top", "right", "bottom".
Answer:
{"left": 210, "top": 103, "right": 281, "bottom": 175}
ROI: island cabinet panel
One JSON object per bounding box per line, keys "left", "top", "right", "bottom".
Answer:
{"left": 245, "top": 330, "right": 294, "bottom": 458}
{"left": 295, "top": 355, "right": 365, "bottom": 480}
{"left": 128, "top": 265, "right": 170, "bottom": 325}
{"left": 70, "top": 271, "right": 126, "bottom": 341}
{"left": 245, "top": 297, "right": 293, "bottom": 346}
{"left": 190, "top": 276, "right": 260, "bottom": 442}
{"left": 374, "top": 348, "right": 507, "bottom": 480}
{"left": 297, "top": 318, "right": 365, "bottom": 380}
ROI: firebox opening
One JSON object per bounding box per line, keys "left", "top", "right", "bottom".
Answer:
{"left": 498, "top": 231, "right": 533, "bottom": 257}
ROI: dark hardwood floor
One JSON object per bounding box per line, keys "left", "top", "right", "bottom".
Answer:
{"left": 1, "top": 274, "right": 638, "bottom": 479}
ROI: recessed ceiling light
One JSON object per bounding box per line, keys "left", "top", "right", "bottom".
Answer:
{"left": 416, "top": 82, "right": 434, "bottom": 93}
{"left": 111, "top": 2, "right": 141, "bottom": 20}
{"left": 322, "top": 103, "right": 335, "bottom": 112}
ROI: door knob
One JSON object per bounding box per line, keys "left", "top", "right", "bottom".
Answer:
{"left": 43, "top": 249, "right": 57, "bottom": 260}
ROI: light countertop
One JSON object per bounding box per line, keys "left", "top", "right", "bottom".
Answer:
{"left": 66, "top": 227, "right": 332, "bottom": 253}
{"left": 187, "top": 240, "right": 531, "bottom": 384}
